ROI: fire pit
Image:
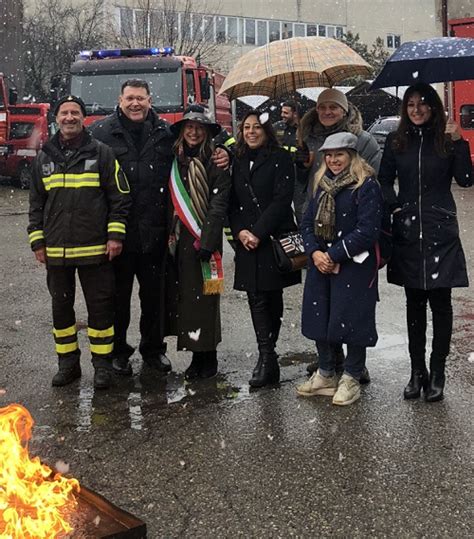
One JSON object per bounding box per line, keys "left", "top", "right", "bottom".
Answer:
{"left": 0, "top": 404, "right": 147, "bottom": 538}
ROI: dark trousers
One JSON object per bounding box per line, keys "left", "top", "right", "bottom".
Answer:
{"left": 47, "top": 264, "right": 115, "bottom": 366}
{"left": 247, "top": 290, "right": 283, "bottom": 355}
{"left": 404, "top": 287, "right": 452, "bottom": 372}
{"left": 113, "top": 251, "right": 166, "bottom": 359}
{"left": 316, "top": 340, "right": 366, "bottom": 379}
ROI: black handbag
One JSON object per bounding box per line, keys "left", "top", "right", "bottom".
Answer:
{"left": 247, "top": 183, "right": 306, "bottom": 273}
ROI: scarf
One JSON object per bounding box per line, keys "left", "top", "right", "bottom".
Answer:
{"left": 169, "top": 148, "right": 224, "bottom": 295}
{"left": 314, "top": 170, "right": 356, "bottom": 241}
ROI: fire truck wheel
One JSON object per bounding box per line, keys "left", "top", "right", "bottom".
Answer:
{"left": 18, "top": 163, "right": 32, "bottom": 190}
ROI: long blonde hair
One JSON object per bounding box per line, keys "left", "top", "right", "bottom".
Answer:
{"left": 313, "top": 151, "right": 375, "bottom": 193}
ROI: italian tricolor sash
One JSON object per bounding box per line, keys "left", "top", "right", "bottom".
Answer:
{"left": 169, "top": 158, "right": 224, "bottom": 295}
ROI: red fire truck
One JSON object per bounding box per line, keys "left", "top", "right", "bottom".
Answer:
{"left": 449, "top": 18, "right": 474, "bottom": 167}
{"left": 70, "top": 47, "right": 232, "bottom": 130}
{"left": 0, "top": 75, "right": 52, "bottom": 188}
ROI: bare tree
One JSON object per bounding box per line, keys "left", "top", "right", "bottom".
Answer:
{"left": 23, "top": 0, "right": 106, "bottom": 101}
{"left": 115, "top": 0, "right": 224, "bottom": 63}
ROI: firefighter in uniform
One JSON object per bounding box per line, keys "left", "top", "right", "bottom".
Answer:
{"left": 28, "top": 96, "right": 131, "bottom": 389}
{"left": 273, "top": 100, "right": 309, "bottom": 223}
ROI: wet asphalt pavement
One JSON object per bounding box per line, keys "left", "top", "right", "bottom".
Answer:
{"left": 0, "top": 182, "right": 472, "bottom": 538}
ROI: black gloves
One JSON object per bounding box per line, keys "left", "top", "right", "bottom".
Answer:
{"left": 197, "top": 248, "right": 213, "bottom": 261}
{"left": 294, "top": 144, "right": 310, "bottom": 169}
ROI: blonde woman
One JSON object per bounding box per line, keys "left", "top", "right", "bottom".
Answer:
{"left": 296, "top": 132, "right": 383, "bottom": 405}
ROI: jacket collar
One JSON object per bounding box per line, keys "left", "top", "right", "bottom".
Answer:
{"left": 43, "top": 129, "right": 96, "bottom": 164}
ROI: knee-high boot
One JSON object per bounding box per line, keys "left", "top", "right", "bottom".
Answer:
{"left": 248, "top": 292, "right": 280, "bottom": 388}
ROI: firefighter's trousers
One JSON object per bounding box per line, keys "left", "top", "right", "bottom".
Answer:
{"left": 46, "top": 263, "right": 115, "bottom": 367}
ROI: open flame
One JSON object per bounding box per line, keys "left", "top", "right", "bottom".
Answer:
{"left": 0, "top": 404, "right": 80, "bottom": 537}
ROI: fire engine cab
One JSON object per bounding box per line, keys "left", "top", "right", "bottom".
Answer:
{"left": 70, "top": 47, "right": 232, "bottom": 130}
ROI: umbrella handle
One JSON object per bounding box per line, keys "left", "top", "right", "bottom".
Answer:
{"left": 447, "top": 81, "right": 454, "bottom": 120}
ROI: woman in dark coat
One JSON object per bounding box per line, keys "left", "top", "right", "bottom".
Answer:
{"left": 296, "top": 132, "right": 383, "bottom": 406}
{"left": 229, "top": 111, "right": 301, "bottom": 388}
{"left": 166, "top": 109, "right": 231, "bottom": 379}
{"left": 298, "top": 88, "right": 381, "bottom": 379}
{"left": 378, "top": 82, "right": 472, "bottom": 402}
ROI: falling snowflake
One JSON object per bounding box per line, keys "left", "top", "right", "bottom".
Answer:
{"left": 188, "top": 328, "right": 201, "bottom": 341}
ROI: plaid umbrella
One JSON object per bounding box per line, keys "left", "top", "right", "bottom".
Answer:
{"left": 219, "top": 37, "right": 372, "bottom": 100}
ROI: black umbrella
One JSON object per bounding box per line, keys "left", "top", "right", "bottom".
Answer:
{"left": 371, "top": 37, "right": 474, "bottom": 89}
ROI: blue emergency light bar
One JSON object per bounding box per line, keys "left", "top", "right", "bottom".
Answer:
{"left": 79, "top": 47, "right": 175, "bottom": 60}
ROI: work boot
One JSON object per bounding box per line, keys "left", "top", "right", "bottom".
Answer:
{"left": 249, "top": 353, "right": 280, "bottom": 388}
{"left": 297, "top": 370, "right": 338, "bottom": 397}
{"left": 403, "top": 369, "right": 429, "bottom": 399}
{"left": 425, "top": 371, "right": 445, "bottom": 402}
{"left": 143, "top": 353, "right": 172, "bottom": 373}
{"left": 199, "top": 351, "right": 218, "bottom": 379}
{"left": 52, "top": 358, "right": 81, "bottom": 387}
{"left": 112, "top": 343, "right": 134, "bottom": 376}
{"left": 94, "top": 366, "right": 112, "bottom": 390}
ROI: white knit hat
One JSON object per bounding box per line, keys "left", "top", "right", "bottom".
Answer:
{"left": 317, "top": 88, "right": 349, "bottom": 113}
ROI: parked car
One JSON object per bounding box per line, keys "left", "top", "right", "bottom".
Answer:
{"left": 367, "top": 116, "right": 400, "bottom": 151}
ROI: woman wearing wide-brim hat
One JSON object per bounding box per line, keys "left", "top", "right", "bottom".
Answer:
{"left": 165, "top": 108, "right": 231, "bottom": 380}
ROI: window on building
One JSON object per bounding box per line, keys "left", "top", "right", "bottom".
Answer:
{"left": 336, "top": 26, "right": 344, "bottom": 38}
{"left": 269, "top": 20, "right": 280, "bottom": 42}
{"left": 120, "top": 7, "right": 133, "bottom": 37}
{"left": 294, "top": 23, "right": 305, "bottom": 37}
{"left": 227, "top": 17, "right": 238, "bottom": 43}
{"left": 134, "top": 10, "right": 148, "bottom": 42}
{"left": 192, "top": 14, "right": 203, "bottom": 40}
{"left": 460, "top": 105, "right": 474, "bottom": 129}
{"left": 257, "top": 20, "right": 268, "bottom": 46}
{"left": 150, "top": 10, "right": 164, "bottom": 38}
{"left": 387, "top": 34, "right": 401, "bottom": 48}
{"left": 245, "top": 19, "right": 255, "bottom": 45}
{"left": 282, "top": 22, "right": 293, "bottom": 39}
{"left": 307, "top": 24, "right": 317, "bottom": 37}
{"left": 327, "top": 26, "right": 335, "bottom": 38}
{"left": 216, "top": 16, "right": 226, "bottom": 43}
{"left": 203, "top": 15, "right": 214, "bottom": 41}
{"left": 318, "top": 25, "right": 326, "bottom": 37}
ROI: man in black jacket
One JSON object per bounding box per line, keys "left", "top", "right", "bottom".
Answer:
{"left": 90, "top": 80, "right": 174, "bottom": 375}
{"left": 28, "top": 95, "right": 131, "bottom": 389}
{"left": 273, "top": 100, "right": 309, "bottom": 223}
{"left": 91, "top": 81, "right": 230, "bottom": 376}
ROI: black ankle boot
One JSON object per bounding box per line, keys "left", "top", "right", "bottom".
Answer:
{"left": 403, "top": 369, "right": 429, "bottom": 399}
{"left": 252, "top": 355, "right": 263, "bottom": 377}
{"left": 52, "top": 358, "right": 81, "bottom": 387}
{"left": 200, "top": 352, "right": 218, "bottom": 379}
{"left": 249, "top": 353, "right": 280, "bottom": 388}
{"left": 185, "top": 354, "right": 201, "bottom": 380}
{"left": 425, "top": 371, "right": 445, "bottom": 402}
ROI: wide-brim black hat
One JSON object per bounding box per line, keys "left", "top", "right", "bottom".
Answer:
{"left": 170, "top": 110, "right": 221, "bottom": 138}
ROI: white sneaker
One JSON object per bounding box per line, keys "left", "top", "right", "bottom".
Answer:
{"left": 332, "top": 374, "right": 361, "bottom": 406}
{"left": 296, "top": 370, "right": 338, "bottom": 397}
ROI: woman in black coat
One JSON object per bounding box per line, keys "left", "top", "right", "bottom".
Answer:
{"left": 166, "top": 109, "right": 231, "bottom": 380}
{"left": 379, "top": 82, "right": 472, "bottom": 402}
{"left": 229, "top": 111, "right": 301, "bottom": 388}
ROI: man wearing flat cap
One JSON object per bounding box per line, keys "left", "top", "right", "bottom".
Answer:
{"left": 28, "top": 95, "right": 131, "bottom": 390}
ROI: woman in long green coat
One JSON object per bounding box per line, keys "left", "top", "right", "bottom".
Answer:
{"left": 165, "top": 109, "right": 231, "bottom": 380}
